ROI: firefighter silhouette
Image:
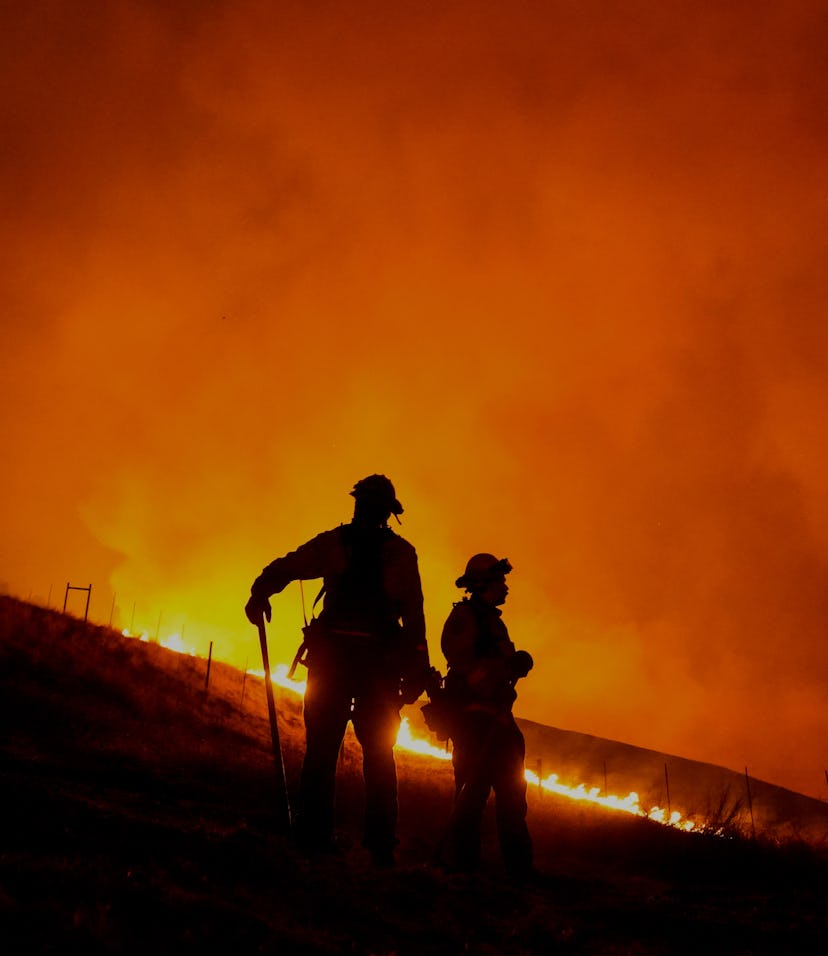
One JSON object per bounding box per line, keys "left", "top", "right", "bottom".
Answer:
{"left": 245, "top": 475, "right": 429, "bottom": 866}
{"left": 439, "top": 553, "right": 534, "bottom": 876}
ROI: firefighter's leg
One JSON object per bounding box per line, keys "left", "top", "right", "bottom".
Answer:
{"left": 352, "top": 682, "right": 400, "bottom": 863}
{"left": 296, "top": 665, "right": 351, "bottom": 850}
{"left": 492, "top": 720, "right": 533, "bottom": 874}
{"left": 445, "top": 715, "right": 495, "bottom": 870}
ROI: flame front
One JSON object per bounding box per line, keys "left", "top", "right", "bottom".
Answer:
{"left": 396, "top": 716, "right": 452, "bottom": 761}
{"left": 123, "top": 627, "right": 704, "bottom": 834}
{"left": 263, "top": 664, "right": 702, "bottom": 833}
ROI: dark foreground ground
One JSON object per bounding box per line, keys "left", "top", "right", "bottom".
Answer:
{"left": 1, "top": 597, "right": 826, "bottom": 955}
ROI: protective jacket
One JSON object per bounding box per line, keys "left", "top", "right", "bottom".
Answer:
{"left": 251, "top": 523, "right": 427, "bottom": 679}
{"left": 441, "top": 597, "right": 519, "bottom": 716}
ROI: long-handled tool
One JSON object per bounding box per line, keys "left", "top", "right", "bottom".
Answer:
{"left": 257, "top": 619, "right": 292, "bottom": 832}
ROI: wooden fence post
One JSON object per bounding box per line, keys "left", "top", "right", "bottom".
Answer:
{"left": 204, "top": 641, "right": 213, "bottom": 690}
{"left": 744, "top": 767, "right": 756, "bottom": 840}
{"left": 240, "top": 658, "right": 248, "bottom": 710}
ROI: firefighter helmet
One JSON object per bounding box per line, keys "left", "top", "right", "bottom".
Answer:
{"left": 350, "top": 474, "right": 403, "bottom": 516}
{"left": 455, "top": 553, "right": 513, "bottom": 590}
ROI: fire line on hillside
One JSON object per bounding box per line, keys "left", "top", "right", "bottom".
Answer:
{"left": 263, "top": 663, "right": 703, "bottom": 834}
{"left": 122, "top": 626, "right": 709, "bottom": 834}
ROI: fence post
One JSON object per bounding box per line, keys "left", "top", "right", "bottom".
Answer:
{"left": 204, "top": 641, "right": 213, "bottom": 690}
{"left": 240, "top": 658, "right": 248, "bottom": 710}
{"left": 664, "top": 763, "right": 671, "bottom": 818}
{"left": 744, "top": 767, "right": 756, "bottom": 840}
{"left": 536, "top": 758, "right": 543, "bottom": 799}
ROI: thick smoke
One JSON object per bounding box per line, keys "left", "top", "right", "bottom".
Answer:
{"left": 2, "top": 1, "right": 826, "bottom": 795}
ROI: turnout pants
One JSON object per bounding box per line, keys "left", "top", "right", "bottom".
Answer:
{"left": 447, "top": 710, "right": 532, "bottom": 873}
{"left": 296, "top": 645, "right": 400, "bottom": 856}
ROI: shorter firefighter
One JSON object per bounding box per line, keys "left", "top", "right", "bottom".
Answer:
{"left": 439, "top": 553, "right": 534, "bottom": 876}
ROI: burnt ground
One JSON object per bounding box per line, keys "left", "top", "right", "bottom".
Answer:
{"left": 1, "top": 596, "right": 826, "bottom": 955}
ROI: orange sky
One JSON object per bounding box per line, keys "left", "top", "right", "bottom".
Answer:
{"left": 2, "top": 1, "right": 826, "bottom": 798}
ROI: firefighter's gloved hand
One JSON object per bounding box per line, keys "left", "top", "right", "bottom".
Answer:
{"left": 509, "top": 650, "right": 534, "bottom": 680}
{"left": 245, "top": 593, "right": 272, "bottom": 626}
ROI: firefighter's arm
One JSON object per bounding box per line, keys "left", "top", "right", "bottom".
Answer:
{"left": 245, "top": 530, "right": 343, "bottom": 626}
{"left": 397, "top": 555, "right": 430, "bottom": 704}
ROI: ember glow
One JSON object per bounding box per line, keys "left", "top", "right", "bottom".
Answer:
{"left": 3, "top": 2, "right": 827, "bottom": 801}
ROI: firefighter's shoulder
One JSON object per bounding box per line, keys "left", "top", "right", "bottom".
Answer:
{"left": 443, "top": 599, "right": 475, "bottom": 629}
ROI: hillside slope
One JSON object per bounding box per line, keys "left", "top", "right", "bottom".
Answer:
{"left": 1, "top": 596, "right": 826, "bottom": 955}
{"left": 514, "top": 718, "right": 828, "bottom": 843}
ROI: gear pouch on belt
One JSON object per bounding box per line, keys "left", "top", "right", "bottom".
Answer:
{"left": 421, "top": 695, "right": 457, "bottom": 742}
{"left": 287, "top": 617, "right": 329, "bottom": 678}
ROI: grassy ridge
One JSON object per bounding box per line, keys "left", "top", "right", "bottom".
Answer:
{"left": 1, "top": 595, "right": 826, "bottom": 955}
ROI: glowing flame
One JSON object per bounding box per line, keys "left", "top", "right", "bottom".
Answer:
{"left": 122, "top": 628, "right": 150, "bottom": 643}
{"left": 397, "top": 717, "right": 451, "bottom": 761}
{"left": 246, "top": 664, "right": 308, "bottom": 694}
{"left": 262, "top": 674, "right": 703, "bottom": 832}
{"left": 271, "top": 664, "right": 307, "bottom": 695}
{"left": 122, "top": 628, "right": 196, "bottom": 656}
{"left": 153, "top": 646, "right": 705, "bottom": 835}
{"left": 523, "top": 769, "right": 697, "bottom": 830}
{"left": 525, "top": 769, "right": 642, "bottom": 815}
{"left": 159, "top": 632, "right": 197, "bottom": 656}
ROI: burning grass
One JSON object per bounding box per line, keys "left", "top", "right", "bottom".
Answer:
{"left": 1, "top": 595, "right": 826, "bottom": 954}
